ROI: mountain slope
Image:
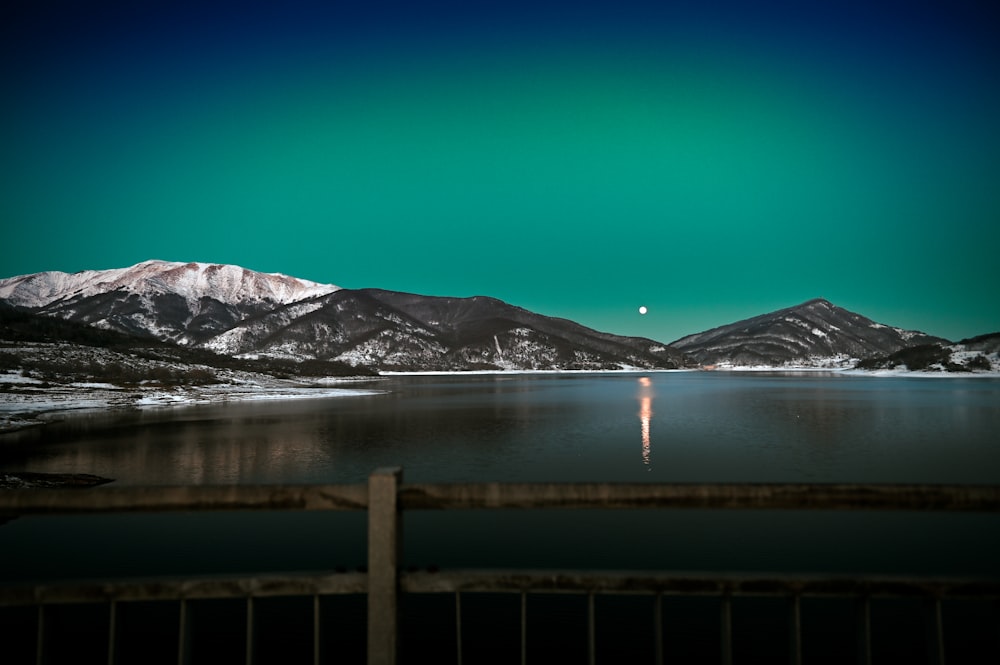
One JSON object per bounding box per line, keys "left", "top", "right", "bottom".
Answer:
{"left": 0, "top": 301, "right": 371, "bottom": 380}
{"left": 204, "top": 288, "right": 689, "bottom": 371}
{"left": 856, "top": 333, "right": 1000, "bottom": 372}
{"left": 0, "top": 260, "right": 339, "bottom": 345}
{"left": 669, "top": 298, "right": 948, "bottom": 366}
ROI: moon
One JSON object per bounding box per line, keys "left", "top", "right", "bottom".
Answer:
{"left": 638, "top": 306, "right": 648, "bottom": 315}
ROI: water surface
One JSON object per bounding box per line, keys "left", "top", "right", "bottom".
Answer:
{"left": 4, "top": 372, "right": 999, "bottom": 485}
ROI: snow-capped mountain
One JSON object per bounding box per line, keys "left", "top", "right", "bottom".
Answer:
{"left": 0, "top": 260, "right": 339, "bottom": 345}
{"left": 0, "top": 261, "right": 688, "bottom": 371}
{"left": 0, "top": 260, "right": 338, "bottom": 308}
{"left": 669, "top": 298, "right": 947, "bottom": 367}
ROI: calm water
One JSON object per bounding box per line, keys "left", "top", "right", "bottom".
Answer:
{"left": 2, "top": 372, "right": 999, "bottom": 582}
{"left": 4, "top": 371, "right": 1000, "bottom": 485}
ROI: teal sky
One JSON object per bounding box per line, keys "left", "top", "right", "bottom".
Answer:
{"left": 3, "top": 1, "right": 999, "bottom": 342}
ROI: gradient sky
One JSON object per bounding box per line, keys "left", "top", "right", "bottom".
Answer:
{"left": 3, "top": 0, "right": 999, "bottom": 343}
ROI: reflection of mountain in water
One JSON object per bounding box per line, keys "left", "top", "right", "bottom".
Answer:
{"left": 0, "top": 382, "right": 554, "bottom": 485}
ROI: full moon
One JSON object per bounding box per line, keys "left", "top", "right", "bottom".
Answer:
{"left": 638, "top": 306, "right": 648, "bottom": 315}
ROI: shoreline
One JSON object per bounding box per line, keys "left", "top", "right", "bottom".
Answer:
{"left": 5, "top": 365, "right": 998, "bottom": 434}
{"left": 0, "top": 471, "right": 115, "bottom": 489}
{"left": 706, "top": 366, "right": 1000, "bottom": 378}
{"left": 378, "top": 368, "right": 697, "bottom": 376}
{"left": 380, "top": 366, "right": 1000, "bottom": 378}
{"left": 0, "top": 375, "right": 385, "bottom": 434}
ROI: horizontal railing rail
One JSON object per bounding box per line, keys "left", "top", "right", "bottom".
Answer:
{"left": 1, "top": 468, "right": 998, "bottom": 665}
{"left": 0, "top": 571, "right": 369, "bottom": 606}
{"left": 398, "top": 481, "right": 1000, "bottom": 511}
{"left": 0, "top": 483, "right": 369, "bottom": 514}
{"left": 4, "top": 569, "right": 997, "bottom": 608}
{"left": 3, "top": 481, "right": 999, "bottom": 515}
{"left": 399, "top": 569, "right": 1000, "bottom": 599}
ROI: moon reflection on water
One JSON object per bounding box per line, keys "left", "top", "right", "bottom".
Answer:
{"left": 638, "top": 376, "right": 654, "bottom": 466}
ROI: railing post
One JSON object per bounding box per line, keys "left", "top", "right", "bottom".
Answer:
{"left": 924, "top": 598, "right": 945, "bottom": 665}
{"left": 788, "top": 594, "right": 802, "bottom": 665}
{"left": 108, "top": 600, "right": 118, "bottom": 665}
{"left": 856, "top": 597, "right": 872, "bottom": 665}
{"left": 720, "top": 593, "right": 733, "bottom": 665}
{"left": 245, "top": 596, "right": 254, "bottom": 665}
{"left": 35, "top": 604, "right": 45, "bottom": 665}
{"left": 313, "top": 594, "right": 321, "bottom": 665}
{"left": 587, "top": 593, "right": 596, "bottom": 665}
{"left": 654, "top": 593, "right": 664, "bottom": 665}
{"left": 177, "top": 599, "right": 188, "bottom": 665}
{"left": 368, "top": 467, "right": 403, "bottom": 665}
{"left": 520, "top": 591, "right": 527, "bottom": 665}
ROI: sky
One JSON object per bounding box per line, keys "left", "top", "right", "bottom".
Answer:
{"left": 2, "top": 0, "right": 999, "bottom": 343}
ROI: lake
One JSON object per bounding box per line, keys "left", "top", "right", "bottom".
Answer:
{"left": 2, "top": 371, "right": 999, "bottom": 583}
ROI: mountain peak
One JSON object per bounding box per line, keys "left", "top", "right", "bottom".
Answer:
{"left": 0, "top": 260, "right": 339, "bottom": 309}
{"left": 0, "top": 260, "right": 342, "bottom": 345}
{"left": 671, "top": 299, "right": 946, "bottom": 366}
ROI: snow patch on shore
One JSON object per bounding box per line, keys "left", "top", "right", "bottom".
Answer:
{"left": 0, "top": 376, "right": 383, "bottom": 432}
{"left": 134, "top": 384, "right": 382, "bottom": 408}
{"left": 839, "top": 368, "right": 1000, "bottom": 378}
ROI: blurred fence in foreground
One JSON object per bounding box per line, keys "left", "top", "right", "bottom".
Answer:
{"left": 1, "top": 469, "right": 998, "bottom": 664}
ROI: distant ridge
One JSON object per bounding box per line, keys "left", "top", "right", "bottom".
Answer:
{"left": 4, "top": 263, "right": 994, "bottom": 373}
{"left": 0, "top": 261, "right": 687, "bottom": 372}
{"left": 669, "top": 298, "right": 947, "bottom": 366}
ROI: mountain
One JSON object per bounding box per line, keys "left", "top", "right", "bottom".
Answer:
{"left": 203, "top": 288, "right": 688, "bottom": 371}
{"left": 855, "top": 332, "right": 1000, "bottom": 373}
{"left": 0, "top": 260, "right": 339, "bottom": 346}
{"left": 0, "top": 261, "right": 688, "bottom": 372}
{"left": 8, "top": 263, "right": 985, "bottom": 372}
{"left": 0, "top": 301, "right": 369, "bottom": 380}
{"left": 669, "top": 298, "right": 948, "bottom": 367}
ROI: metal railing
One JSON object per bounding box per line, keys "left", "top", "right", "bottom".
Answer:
{"left": 1, "top": 468, "right": 998, "bottom": 665}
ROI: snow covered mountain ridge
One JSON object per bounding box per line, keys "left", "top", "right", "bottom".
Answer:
{"left": 0, "top": 260, "right": 339, "bottom": 309}
{"left": 0, "top": 260, "right": 341, "bottom": 347}
{"left": 0, "top": 261, "right": 687, "bottom": 371}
